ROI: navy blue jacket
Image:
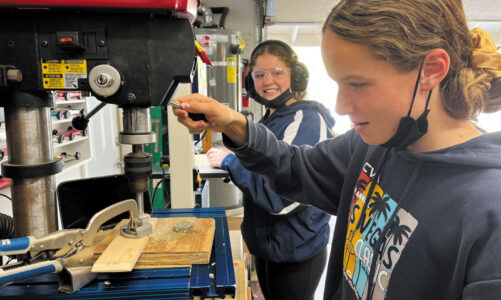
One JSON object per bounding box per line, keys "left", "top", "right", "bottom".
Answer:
{"left": 221, "top": 100, "right": 335, "bottom": 263}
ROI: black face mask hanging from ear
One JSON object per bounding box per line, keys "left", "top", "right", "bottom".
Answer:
{"left": 251, "top": 89, "right": 293, "bottom": 109}
{"left": 380, "top": 62, "right": 433, "bottom": 150}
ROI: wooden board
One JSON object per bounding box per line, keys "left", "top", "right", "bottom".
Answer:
{"left": 92, "top": 218, "right": 157, "bottom": 273}
{"left": 93, "top": 217, "right": 215, "bottom": 269}
{"left": 233, "top": 260, "right": 248, "bottom": 300}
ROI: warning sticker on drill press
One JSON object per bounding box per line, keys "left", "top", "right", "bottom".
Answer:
{"left": 41, "top": 59, "right": 87, "bottom": 89}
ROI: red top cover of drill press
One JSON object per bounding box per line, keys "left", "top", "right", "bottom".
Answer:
{"left": 0, "top": 0, "right": 198, "bottom": 22}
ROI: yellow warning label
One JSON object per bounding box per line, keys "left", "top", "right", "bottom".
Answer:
{"left": 226, "top": 57, "right": 236, "bottom": 83}
{"left": 41, "top": 59, "right": 87, "bottom": 89}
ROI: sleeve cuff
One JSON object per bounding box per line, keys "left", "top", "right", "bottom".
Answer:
{"left": 221, "top": 153, "right": 236, "bottom": 170}
{"left": 222, "top": 115, "right": 252, "bottom": 151}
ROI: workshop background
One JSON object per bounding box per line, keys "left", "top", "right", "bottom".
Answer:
{"left": 0, "top": 1, "right": 500, "bottom": 299}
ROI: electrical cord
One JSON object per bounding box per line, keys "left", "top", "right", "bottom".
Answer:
{"left": 162, "top": 166, "right": 171, "bottom": 208}
{"left": 0, "top": 193, "right": 11, "bottom": 201}
{"left": 151, "top": 167, "right": 172, "bottom": 209}
{"left": 0, "top": 212, "right": 14, "bottom": 240}
{"left": 151, "top": 179, "right": 163, "bottom": 207}
{"left": 194, "top": 130, "right": 208, "bottom": 146}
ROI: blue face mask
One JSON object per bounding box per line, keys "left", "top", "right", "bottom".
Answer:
{"left": 380, "top": 62, "right": 432, "bottom": 150}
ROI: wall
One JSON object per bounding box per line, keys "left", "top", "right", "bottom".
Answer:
{"left": 200, "top": 0, "right": 266, "bottom": 120}
{"left": 201, "top": 0, "right": 263, "bottom": 60}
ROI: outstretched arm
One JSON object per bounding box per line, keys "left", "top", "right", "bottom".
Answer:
{"left": 173, "top": 94, "right": 248, "bottom": 146}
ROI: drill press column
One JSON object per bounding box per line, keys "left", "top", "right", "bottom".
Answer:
{"left": 5, "top": 106, "right": 56, "bottom": 237}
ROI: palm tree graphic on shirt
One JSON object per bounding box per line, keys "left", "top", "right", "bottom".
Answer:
{"left": 354, "top": 190, "right": 394, "bottom": 284}
{"left": 388, "top": 215, "right": 412, "bottom": 246}
{"left": 380, "top": 215, "right": 412, "bottom": 270}
{"left": 368, "top": 191, "right": 392, "bottom": 222}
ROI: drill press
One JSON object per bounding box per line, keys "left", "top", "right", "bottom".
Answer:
{"left": 0, "top": 0, "right": 198, "bottom": 238}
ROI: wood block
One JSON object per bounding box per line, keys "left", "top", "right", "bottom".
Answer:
{"left": 233, "top": 259, "right": 247, "bottom": 300}
{"left": 94, "top": 217, "right": 215, "bottom": 269}
{"left": 91, "top": 218, "right": 157, "bottom": 273}
{"left": 229, "top": 230, "right": 243, "bottom": 261}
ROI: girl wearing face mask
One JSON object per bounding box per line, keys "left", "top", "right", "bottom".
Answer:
{"left": 206, "top": 41, "right": 336, "bottom": 300}
{"left": 174, "top": 0, "right": 501, "bottom": 299}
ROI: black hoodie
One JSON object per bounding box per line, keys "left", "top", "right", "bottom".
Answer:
{"left": 225, "top": 122, "right": 501, "bottom": 300}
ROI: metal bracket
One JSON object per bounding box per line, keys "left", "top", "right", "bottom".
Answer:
{"left": 120, "top": 214, "right": 153, "bottom": 239}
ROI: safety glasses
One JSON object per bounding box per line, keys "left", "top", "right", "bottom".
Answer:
{"left": 251, "top": 67, "right": 291, "bottom": 82}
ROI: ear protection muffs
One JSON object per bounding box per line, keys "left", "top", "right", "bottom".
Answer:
{"left": 245, "top": 40, "right": 309, "bottom": 100}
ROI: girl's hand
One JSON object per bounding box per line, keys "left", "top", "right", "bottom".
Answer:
{"left": 206, "top": 148, "right": 235, "bottom": 168}
{"left": 173, "top": 93, "right": 248, "bottom": 146}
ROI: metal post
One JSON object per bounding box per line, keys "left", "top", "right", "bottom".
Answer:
{"left": 5, "top": 107, "right": 56, "bottom": 237}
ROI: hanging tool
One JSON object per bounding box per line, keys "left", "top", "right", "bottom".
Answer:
{"left": 0, "top": 199, "right": 151, "bottom": 292}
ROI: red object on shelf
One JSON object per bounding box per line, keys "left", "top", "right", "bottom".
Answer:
{"left": 0, "top": 178, "right": 10, "bottom": 189}
{"left": 242, "top": 95, "right": 250, "bottom": 108}
{"left": 0, "top": 0, "right": 198, "bottom": 22}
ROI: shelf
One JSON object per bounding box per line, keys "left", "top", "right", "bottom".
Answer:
{"left": 59, "top": 156, "right": 91, "bottom": 173}
{"left": 55, "top": 100, "right": 86, "bottom": 106}
{"left": 52, "top": 118, "right": 73, "bottom": 125}
{"left": 53, "top": 136, "right": 89, "bottom": 149}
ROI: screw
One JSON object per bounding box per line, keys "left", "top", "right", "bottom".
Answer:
{"left": 127, "top": 93, "right": 136, "bottom": 102}
{"left": 8, "top": 41, "right": 14, "bottom": 47}
{"left": 98, "top": 40, "right": 105, "bottom": 46}
{"left": 41, "top": 40, "right": 48, "bottom": 47}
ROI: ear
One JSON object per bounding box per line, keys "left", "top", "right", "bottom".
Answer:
{"left": 420, "top": 49, "right": 450, "bottom": 91}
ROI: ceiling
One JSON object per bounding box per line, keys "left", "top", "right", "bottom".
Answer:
{"left": 267, "top": 0, "right": 501, "bottom": 46}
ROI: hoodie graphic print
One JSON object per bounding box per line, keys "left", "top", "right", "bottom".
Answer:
{"left": 344, "top": 161, "right": 418, "bottom": 300}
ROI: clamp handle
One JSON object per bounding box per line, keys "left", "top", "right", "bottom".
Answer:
{"left": 0, "top": 236, "right": 33, "bottom": 256}
{"left": 0, "top": 259, "right": 63, "bottom": 286}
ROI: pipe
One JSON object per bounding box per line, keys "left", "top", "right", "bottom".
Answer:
{"left": 5, "top": 106, "right": 56, "bottom": 238}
